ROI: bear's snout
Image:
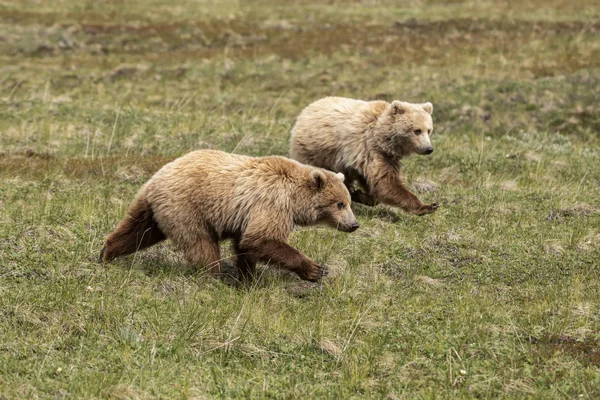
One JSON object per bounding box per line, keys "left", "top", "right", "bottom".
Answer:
{"left": 423, "top": 146, "right": 434, "bottom": 155}
{"left": 348, "top": 222, "right": 360, "bottom": 232}
{"left": 342, "top": 221, "right": 360, "bottom": 233}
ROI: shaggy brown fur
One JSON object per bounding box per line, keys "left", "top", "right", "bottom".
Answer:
{"left": 290, "top": 97, "right": 438, "bottom": 215}
{"left": 98, "top": 198, "right": 165, "bottom": 263}
{"left": 99, "top": 150, "right": 359, "bottom": 281}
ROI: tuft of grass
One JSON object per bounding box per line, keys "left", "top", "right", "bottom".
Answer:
{"left": 1, "top": 0, "right": 599, "bottom": 398}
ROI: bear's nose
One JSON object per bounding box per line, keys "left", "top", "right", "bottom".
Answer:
{"left": 424, "top": 147, "right": 434, "bottom": 154}
{"left": 348, "top": 222, "right": 360, "bottom": 232}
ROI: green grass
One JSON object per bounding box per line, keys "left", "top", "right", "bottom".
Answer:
{"left": 1, "top": 0, "right": 599, "bottom": 398}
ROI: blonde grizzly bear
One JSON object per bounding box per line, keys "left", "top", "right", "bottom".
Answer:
{"left": 99, "top": 149, "right": 359, "bottom": 282}
{"left": 290, "top": 97, "right": 438, "bottom": 216}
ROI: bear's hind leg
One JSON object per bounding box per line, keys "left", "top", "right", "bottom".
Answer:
{"left": 350, "top": 190, "right": 377, "bottom": 207}
{"left": 182, "top": 234, "right": 222, "bottom": 276}
{"left": 100, "top": 198, "right": 166, "bottom": 262}
{"left": 344, "top": 170, "right": 377, "bottom": 207}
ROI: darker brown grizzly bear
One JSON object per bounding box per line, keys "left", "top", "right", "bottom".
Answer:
{"left": 99, "top": 149, "right": 359, "bottom": 281}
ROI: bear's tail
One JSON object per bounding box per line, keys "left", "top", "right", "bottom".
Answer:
{"left": 99, "top": 195, "right": 166, "bottom": 263}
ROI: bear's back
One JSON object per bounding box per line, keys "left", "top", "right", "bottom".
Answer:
{"left": 291, "top": 97, "right": 389, "bottom": 171}
{"left": 144, "top": 150, "right": 303, "bottom": 238}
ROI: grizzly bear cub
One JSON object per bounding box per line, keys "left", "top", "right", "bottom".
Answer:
{"left": 99, "top": 149, "right": 359, "bottom": 282}
{"left": 290, "top": 97, "right": 438, "bottom": 216}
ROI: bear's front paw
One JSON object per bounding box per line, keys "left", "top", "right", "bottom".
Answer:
{"left": 299, "top": 263, "right": 329, "bottom": 282}
{"left": 416, "top": 203, "right": 439, "bottom": 216}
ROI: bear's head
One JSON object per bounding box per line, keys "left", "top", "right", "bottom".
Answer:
{"left": 375, "top": 101, "right": 434, "bottom": 158}
{"left": 299, "top": 169, "right": 359, "bottom": 233}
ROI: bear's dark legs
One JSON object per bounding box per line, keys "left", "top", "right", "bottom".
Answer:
{"left": 367, "top": 159, "right": 438, "bottom": 216}
{"left": 344, "top": 170, "right": 378, "bottom": 207}
{"left": 100, "top": 198, "right": 166, "bottom": 262}
{"left": 374, "top": 177, "right": 438, "bottom": 215}
{"left": 234, "top": 240, "right": 256, "bottom": 281}
{"left": 350, "top": 190, "right": 377, "bottom": 207}
{"left": 239, "top": 238, "right": 327, "bottom": 282}
{"left": 183, "top": 236, "right": 221, "bottom": 276}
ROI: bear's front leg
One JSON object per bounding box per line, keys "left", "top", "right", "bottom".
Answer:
{"left": 234, "top": 240, "right": 256, "bottom": 281}
{"left": 375, "top": 182, "right": 438, "bottom": 216}
{"left": 368, "top": 161, "right": 438, "bottom": 216}
{"left": 239, "top": 237, "right": 328, "bottom": 282}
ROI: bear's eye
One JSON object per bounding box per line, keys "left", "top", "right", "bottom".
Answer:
{"left": 415, "top": 129, "right": 422, "bottom": 135}
{"left": 337, "top": 202, "right": 345, "bottom": 210}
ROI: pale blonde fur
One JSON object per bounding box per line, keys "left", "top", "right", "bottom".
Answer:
{"left": 290, "top": 97, "right": 438, "bottom": 215}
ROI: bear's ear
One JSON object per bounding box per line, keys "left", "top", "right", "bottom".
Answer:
{"left": 391, "top": 100, "right": 408, "bottom": 116}
{"left": 421, "top": 102, "right": 433, "bottom": 114}
{"left": 309, "top": 169, "right": 327, "bottom": 191}
{"left": 336, "top": 172, "right": 345, "bottom": 182}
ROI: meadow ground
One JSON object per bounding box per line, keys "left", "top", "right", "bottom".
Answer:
{"left": 1, "top": 0, "right": 599, "bottom": 398}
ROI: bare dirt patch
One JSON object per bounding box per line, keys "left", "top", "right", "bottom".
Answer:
{"left": 0, "top": 154, "right": 173, "bottom": 181}
{"left": 1, "top": 13, "right": 598, "bottom": 73}
{"left": 530, "top": 335, "right": 600, "bottom": 367}
{"left": 546, "top": 203, "right": 597, "bottom": 221}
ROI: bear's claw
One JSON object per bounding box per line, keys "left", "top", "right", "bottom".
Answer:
{"left": 317, "top": 264, "right": 329, "bottom": 277}
{"left": 416, "top": 203, "right": 439, "bottom": 216}
{"left": 98, "top": 247, "right": 106, "bottom": 263}
{"left": 302, "top": 263, "right": 329, "bottom": 282}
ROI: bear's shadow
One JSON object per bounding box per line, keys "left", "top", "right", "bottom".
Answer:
{"left": 352, "top": 203, "right": 402, "bottom": 223}
{"left": 105, "top": 250, "right": 320, "bottom": 293}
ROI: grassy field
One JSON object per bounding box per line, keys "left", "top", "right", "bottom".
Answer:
{"left": 1, "top": 0, "right": 599, "bottom": 398}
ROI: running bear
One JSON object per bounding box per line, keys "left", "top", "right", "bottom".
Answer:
{"left": 99, "top": 150, "right": 359, "bottom": 281}
{"left": 290, "top": 97, "right": 438, "bottom": 216}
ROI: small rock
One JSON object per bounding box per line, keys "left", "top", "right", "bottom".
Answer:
{"left": 500, "top": 181, "right": 519, "bottom": 191}
{"left": 109, "top": 63, "right": 150, "bottom": 80}
{"left": 412, "top": 178, "right": 439, "bottom": 193}
{"left": 415, "top": 275, "right": 444, "bottom": 287}
{"left": 524, "top": 151, "right": 541, "bottom": 162}
{"left": 393, "top": 18, "right": 421, "bottom": 28}
{"left": 318, "top": 339, "right": 342, "bottom": 356}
